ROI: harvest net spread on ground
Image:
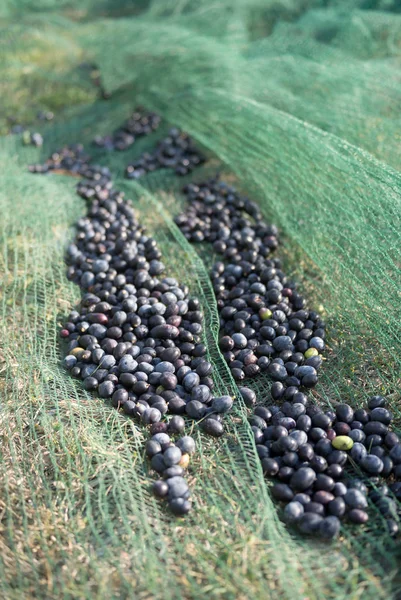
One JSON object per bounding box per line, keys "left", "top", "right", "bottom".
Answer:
{"left": 1, "top": 1, "right": 401, "bottom": 598}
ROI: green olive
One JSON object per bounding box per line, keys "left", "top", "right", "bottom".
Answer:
{"left": 304, "top": 348, "right": 319, "bottom": 359}
{"left": 259, "top": 308, "right": 272, "bottom": 320}
{"left": 332, "top": 436, "right": 354, "bottom": 451}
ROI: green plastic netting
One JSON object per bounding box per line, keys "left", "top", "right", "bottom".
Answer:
{"left": 1, "top": 1, "right": 401, "bottom": 598}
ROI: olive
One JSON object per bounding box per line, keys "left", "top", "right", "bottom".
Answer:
{"left": 348, "top": 509, "right": 369, "bottom": 524}
{"left": 152, "top": 433, "right": 171, "bottom": 449}
{"left": 290, "top": 467, "right": 316, "bottom": 491}
{"left": 271, "top": 484, "right": 294, "bottom": 502}
{"left": 364, "top": 421, "right": 388, "bottom": 436}
{"left": 315, "top": 439, "right": 333, "bottom": 457}
{"left": 163, "top": 446, "right": 182, "bottom": 467}
{"left": 152, "top": 480, "right": 169, "bottom": 498}
{"left": 283, "top": 501, "right": 304, "bottom": 523}
{"left": 150, "top": 454, "right": 166, "bottom": 474}
{"left": 142, "top": 408, "right": 162, "bottom": 424}
{"left": 278, "top": 467, "right": 294, "bottom": 482}
{"left": 312, "top": 413, "right": 331, "bottom": 429}
{"left": 332, "top": 436, "right": 353, "bottom": 451}
{"left": 310, "top": 456, "right": 328, "bottom": 473}
{"left": 333, "top": 482, "right": 347, "bottom": 496}
{"left": 327, "top": 497, "right": 346, "bottom": 517}
{"left": 385, "top": 432, "right": 400, "bottom": 449}
{"left": 83, "top": 376, "right": 98, "bottom": 391}
{"left": 309, "top": 427, "right": 327, "bottom": 442}
{"left": 354, "top": 408, "right": 369, "bottom": 424}
{"left": 167, "top": 476, "right": 189, "bottom": 499}
{"left": 289, "top": 430, "right": 308, "bottom": 446}
{"left": 176, "top": 436, "right": 196, "bottom": 454}
{"left": 390, "top": 482, "right": 401, "bottom": 500}
{"left": 164, "top": 466, "right": 184, "bottom": 479}
{"left": 319, "top": 516, "right": 341, "bottom": 539}
{"left": 255, "top": 406, "right": 273, "bottom": 422}
{"left": 167, "top": 416, "right": 186, "bottom": 434}
{"left": 381, "top": 456, "right": 393, "bottom": 477}
{"left": 314, "top": 474, "right": 335, "bottom": 492}
{"left": 349, "top": 429, "right": 365, "bottom": 443}
{"left": 145, "top": 440, "right": 162, "bottom": 457}
{"left": 334, "top": 422, "right": 351, "bottom": 436}
{"left": 313, "top": 491, "right": 334, "bottom": 505}
{"left": 297, "top": 415, "right": 312, "bottom": 432}
{"left": 367, "top": 395, "right": 386, "bottom": 410}
{"left": 262, "top": 458, "right": 280, "bottom": 477}
{"left": 347, "top": 479, "right": 368, "bottom": 495}
{"left": 168, "top": 498, "right": 192, "bottom": 516}
{"left": 376, "top": 497, "right": 398, "bottom": 518}
{"left": 361, "top": 455, "right": 384, "bottom": 474}
{"left": 389, "top": 443, "right": 401, "bottom": 464}
{"left": 185, "top": 400, "right": 207, "bottom": 420}
{"left": 211, "top": 395, "right": 233, "bottom": 413}
{"left": 298, "top": 444, "right": 315, "bottom": 462}
{"left": 298, "top": 513, "right": 323, "bottom": 534}
{"left": 370, "top": 407, "right": 392, "bottom": 425}
{"left": 350, "top": 443, "right": 367, "bottom": 463}
{"left": 257, "top": 445, "right": 270, "bottom": 459}
{"left": 293, "top": 493, "right": 311, "bottom": 506}
{"left": 239, "top": 387, "right": 256, "bottom": 407}
{"left": 200, "top": 418, "right": 224, "bottom": 437}
{"left": 335, "top": 404, "right": 354, "bottom": 424}
{"left": 344, "top": 489, "right": 368, "bottom": 510}
{"left": 327, "top": 450, "right": 348, "bottom": 466}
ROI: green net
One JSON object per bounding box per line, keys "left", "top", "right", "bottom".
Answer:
{"left": 1, "top": 1, "right": 401, "bottom": 598}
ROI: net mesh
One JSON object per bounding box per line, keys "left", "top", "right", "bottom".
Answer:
{"left": 1, "top": 1, "right": 401, "bottom": 598}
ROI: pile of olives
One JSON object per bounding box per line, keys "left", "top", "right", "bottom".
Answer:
{"left": 126, "top": 128, "right": 205, "bottom": 179}
{"left": 29, "top": 120, "right": 400, "bottom": 535}
{"left": 175, "top": 178, "right": 325, "bottom": 387}
{"left": 241, "top": 387, "right": 401, "bottom": 538}
{"left": 176, "top": 177, "right": 400, "bottom": 538}
{"left": 93, "top": 108, "right": 161, "bottom": 151}
{"left": 30, "top": 142, "right": 231, "bottom": 515}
